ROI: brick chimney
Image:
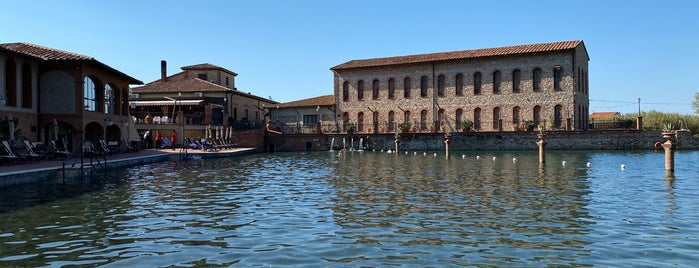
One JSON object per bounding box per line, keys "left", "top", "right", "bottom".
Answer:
{"left": 161, "top": 60, "right": 167, "bottom": 81}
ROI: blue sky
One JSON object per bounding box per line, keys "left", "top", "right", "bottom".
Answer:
{"left": 2, "top": 0, "right": 697, "bottom": 114}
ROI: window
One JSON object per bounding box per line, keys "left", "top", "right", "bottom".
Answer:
{"left": 474, "top": 108, "right": 481, "bottom": 130}
{"left": 554, "top": 105, "right": 563, "bottom": 128}
{"left": 357, "top": 80, "right": 364, "bottom": 100}
{"left": 404, "top": 110, "right": 410, "bottom": 124}
{"left": 104, "top": 84, "right": 114, "bottom": 114}
{"left": 438, "top": 109, "right": 445, "bottom": 125}
{"left": 342, "top": 81, "right": 349, "bottom": 101}
{"left": 83, "top": 77, "right": 97, "bottom": 111}
{"left": 493, "top": 107, "right": 500, "bottom": 130}
{"left": 388, "top": 78, "right": 395, "bottom": 99}
{"left": 372, "top": 79, "right": 379, "bottom": 100}
{"left": 512, "top": 70, "right": 521, "bottom": 93}
{"left": 198, "top": 73, "right": 208, "bottom": 80}
{"left": 455, "top": 73, "right": 463, "bottom": 96}
{"left": 21, "top": 63, "right": 32, "bottom": 108}
{"left": 533, "top": 105, "right": 542, "bottom": 125}
{"left": 455, "top": 109, "right": 463, "bottom": 126}
{"left": 420, "top": 110, "right": 428, "bottom": 130}
{"left": 513, "top": 106, "right": 521, "bottom": 127}
{"left": 388, "top": 111, "right": 395, "bottom": 131}
{"left": 554, "top": 66, "right": 562, "bottom": 91}
{"left": 437, "top": 75, "right": 445, "bottom": 97}
{"left": 303, "top": 115, "right": 318, "bottom": 126}
{"left": 420, "top": 76, "right": 428, "bottom": 97}
{"left": 403, "top": 77, "right": 411, "bottom": 98}
{"left": 372, "top": 111, "right": 379, "bottom": 132}
{"left": 342, "top": 112, "right": 349, "bottom": 131}
{"left": 357, "top": 112, "right": 364, "bottom": 132}
{"left": 493, "top": 71, "right": 501, "bottom": 94}
{"left": 4, "top": 58, "right": 17, "bottom": 107}
{"left": 225, "top": 76, "right": 230, "bottom": 86}
{"left": 533, "top": 68, "right": 542, "bottom": 92}
{"left": 474, "top": 72, "right": 482, "bottom": 95}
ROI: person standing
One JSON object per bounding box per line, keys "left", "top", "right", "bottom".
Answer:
{"left": 155, "top": 130, "right": 161, "bottom": 149}
{"left": 143, "top": 130, "right": 152, "bottom": 149}
{"left": 171, "top": 131, "right": 177, "bottom": 150}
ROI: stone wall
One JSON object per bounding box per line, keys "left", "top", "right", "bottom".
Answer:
{"left": 265, "top": 130, "right": 698, "bottom": 152}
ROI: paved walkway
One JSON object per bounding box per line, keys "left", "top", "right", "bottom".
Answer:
{"left": 0, "top": 147, "right": 256, "bottom": 177}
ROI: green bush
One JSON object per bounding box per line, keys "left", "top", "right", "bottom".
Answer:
{"left": 621, "top": 110, "right": 699, "bottom": 138}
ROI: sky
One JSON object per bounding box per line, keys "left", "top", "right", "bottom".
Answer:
{"left": 1, "top": 0, "right": 697, "bottom": 115}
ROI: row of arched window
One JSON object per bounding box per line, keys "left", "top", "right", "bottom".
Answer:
{"left": 342, "top": 104, "right": 571, "bottom": 131}
{"left": 83, "top": 76, "right": 120, "bottom": 114}
{"left": 341, "top": 67, "right": 566, "bottom": 102}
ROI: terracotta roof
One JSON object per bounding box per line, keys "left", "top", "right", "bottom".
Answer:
{"left": 331, "top": 40, "right": 584, "bottom": 70}
{"left": 181, "top": 63, "right": 238, "bottom": 76}
{"left": 131, "top": 77, "right": 233, "bottom": 93}
{"left": 0, "top": 42, "right": 143, "bottom": 84}
{"left": 277, "top": 95, "right": 335, "bottom": 108}
{"left": 589, "top": 112, "right": 620, "bottom": 119}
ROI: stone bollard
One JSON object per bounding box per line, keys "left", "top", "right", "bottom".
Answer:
{"left": 661, "top": 131, "right": 677, "bottom": 173}
{"left": 537, "top": 133, "right": 547, "bottom": 163}
{"left": 444, "top": 133, "right": 451, "bottom": 159}
{"left": 394, "top": 132, "right": 400, "bottom": 154}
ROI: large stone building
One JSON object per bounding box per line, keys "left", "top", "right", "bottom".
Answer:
{"left": 0, "top": 42, "right": 142, "bottom": 152}
{"left": 330, "top": 40, "right": 589, "bottom": 133}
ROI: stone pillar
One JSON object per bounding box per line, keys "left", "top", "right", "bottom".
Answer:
{"left": 537, "top": 133, "right": 547, "bottom": 163}
{"left": 662, "top": 131, "right": 677, "bottom": 172}
{"left": 394, "top": 132, "right": 400, "bottom": 154}
{"left": 444, "top": 133, "right": 451, "bottom": 158}
{"left": 637, "top": 116, "right": 643, "bottom": 130}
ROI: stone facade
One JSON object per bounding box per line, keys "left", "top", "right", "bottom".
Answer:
{"left": 331, "top": 41, "right": 590, "bottom": 133}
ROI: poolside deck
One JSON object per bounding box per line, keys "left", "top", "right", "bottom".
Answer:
{"left": 0, "top": 147, "right": 258, "bottom": 187}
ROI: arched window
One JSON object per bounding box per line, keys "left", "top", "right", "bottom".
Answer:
{"left": 455, "top": 73, "right": 463, "bottom": 96}
{"left": 342, "top": 112, "right": 349, "bottom": 131}
{"left": 104, "top": 84, "right": 114, "bottom": 114}
{"left": 357, "top": 80, "right": 364, "bottom": 101}
{"left": 372, "top": 111, "right": 379, "bottom": 132}
{"left": 473, "top": 72, "right": 482, "bottom": 95}
{"left": 357, "top": 112, "right": 364, "bottom": 132}
{"left": 455, "top": 108, "right": 463, "bottom": 126}
{"left": 21, "top": 63, "right": 32, "bottom": 108}
{"left": 388, "top": 111, "right": 395, "bottom": 131}
{"left": 437, "top": 75, "right": 445, "bottom": 97}
{"left": 403, "top": 77, "right": 411, "bottom": 98}
{"left": 554, "top": 66, "right": 562, "bottom": 91}
{"left": 4, "top": 58, "right": 17, "bottom": 107}
{"left": 493, "top": 71, "right": 501, "bottom": 94}
{"left": 474, "top": 108, "right": 481, "bottom": 130}
{"left": 533, "top": 105, "right": 542, "bottom": 125}
{"left": 84, "top": 76, "right": 97, "bottom": 111}
{"left": 342, "top": 81, "right": 349, "bottom": 102}
{"left": 512, "top": 106, "right": 521, "bottom": 127}
{"left": 404, "top": 110, "right": 410, "bottom": 123}
{"left": 554, "top": 104, "right": 563, "bottom": 128}
{"left": 512, "top": 69, "right": 521, "bottom": 93}
{"left": 533, "top": 68, "right": 542, "bottom": 92}
{"left": 438, "top": 108, "right": 445, "bottom": 124}
{"left": 420, "top": 76, "right": 428, "bottom": 97}
{"left": 388, "top": 78, "right": 395, "bottom": 99}
{"left": 493, "top": 107, "right": 500, "bottom": 130}
{"left": 420, "top": 110, "right": 428, "bottom": 130}
{"left": 372, "top": 79, "right": 379, "bottom": 100}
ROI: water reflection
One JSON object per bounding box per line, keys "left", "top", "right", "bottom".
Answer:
{"left": 0, "top": 150, "right": 697, "bottom": 267}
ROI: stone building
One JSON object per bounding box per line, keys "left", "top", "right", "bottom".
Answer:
{"left": 0, "top": 42, "right": 142, "bottom": 153}
{"left": 330, "top": 40, "right": 589, "bottom": 133}
{"left": 271, "top": 94, "right": 335, "bottom": 133}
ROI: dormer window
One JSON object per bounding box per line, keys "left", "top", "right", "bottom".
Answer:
{"left": 198, "top": 74, "right": 208, "bottom": 80}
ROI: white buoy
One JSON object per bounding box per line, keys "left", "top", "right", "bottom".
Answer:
{"left": 405, "top": 151, "right": 408, "bottom": 155}
{"left": 586, "top": 162, "right": 592, "bottom": 168}
{"left": 476, "top": 155, "right": 480, "bottom": 160}
{"left": 492, "top": 156, "right": 497, "bottom": 161}
{"left": 512, "top": 158, "right": 517, "bottom": 163}
{"left": 423, "top": 152, "right": 427, "bottom": 156}
{"left": 462, "top": 154, "right": 466, "bottom": 159}
{"left": 562, "top": 161, "right": 567, "bottom": 166}
{"left": 433, "top": 153, "right": 437, "bottom": 157}
{"left": 414, "top": 152, "right": 417, "bottom": 155}
{"left": 387, "top": 149, "right": 392, "bottom": 154}
{"left": 621, "top": 164, "right": 626, "bottom": 170}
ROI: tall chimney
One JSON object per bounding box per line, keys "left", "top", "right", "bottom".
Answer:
{"left": 161, "top": 60, "right": 167, "bottom": 81}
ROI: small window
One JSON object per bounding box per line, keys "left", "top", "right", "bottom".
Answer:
{"left": 403, "top": 77, "right": 411, "bottom": 98}
{"left": 357, "top": 80, "right": 364, "bottom": 101}
{"left": 437, "top": 75, "right": 445, "bottom": 97}
{"left": 474, "top": 72, "right": 482, "bottom": 95}
{"left": 492, "top": 107, "right": 500, "bottom": 130}
{"left": 388, "top": 78, "right": 395, "bottom": 99}
{"left": 512, "top": 70, "right": 521, "bottom": 93}
{"left": 533, "top": 68, "right": 542, "bottom": 92}
{"left": 388, "top": 111, "right": 395, "bottom": 131}
{"left": 372, "top": 79, "right": 379, "bottom": 100}
{"left": 303, "top": 115, "right": 318, "bottom": 125}
{"left": 474, "top": 108, "right": 481, "bottom": 130}
{"left": 512, "top": 106, "right": 521, "bottom": 126}
{"left": 198, "top": 73, "right": 208, "bottom": 80}
{"left": 554, "top": 66, "right": 562, "bottom": 91}
{"left": 342, "top": 81, "right": 349, "bottom": 102}
{"left": 420, "top": 110, "right": 428, "bottom": 130}
{"left": 455, "top": 74, "right": 463, "bottom": 96}
{"left": 420, "top": 76, "right": 428, "bottom": 98}
{"left": 493, "top": 71, "right": 501, "bottom": 94}
{"left": 357, "top": 112, "right": 364, "bottom": 132}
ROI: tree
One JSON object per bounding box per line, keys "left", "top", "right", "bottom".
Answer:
{"left": 694, "top": 92, "right": 699, "bottom": 114}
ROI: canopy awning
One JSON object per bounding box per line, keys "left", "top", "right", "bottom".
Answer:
{"left": 130, "top": 100, "right": 205, "bottom": 107}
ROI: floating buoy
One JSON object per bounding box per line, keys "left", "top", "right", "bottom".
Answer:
{"left": 405, "top": 151, "right": 408, "bottom": 155}
{"left": 462, "top": 154, "right": 466, "bottom": 159}
{"left": 414, "top": 152, "right": 417, "bottom": 155}
{"left": 492, "top": 156, "right": 497, "bottom": 161}
{"left": 387, "top": 149, "right": 392, "bottom": 154}
{"left": 433, "top": 153, "right": 437, "bottom": 157}
{"left": 562, "top": 161, "right": 567, "bottom": 166}
{"left": 423, "top": 152, "right": 427, "bottom": 156}
{"left": 621, "top": 164, "right": 626, "bottom": 170}
{"left": 512, "top": 158, "right": 517, "bottom": 163}
{"left": 476, "top": 155, "right": 481, "bottom": 160}
{"left": 586, "top": 162, "right": 592, "bottom": 168}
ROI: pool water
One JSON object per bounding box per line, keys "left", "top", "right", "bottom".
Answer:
{"left": 0, "top": 150, "right": 697, "bottom": 267}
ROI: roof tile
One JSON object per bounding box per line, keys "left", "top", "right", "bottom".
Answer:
{"left": 277, "top": 95, "right": 334, "bottom": 108}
